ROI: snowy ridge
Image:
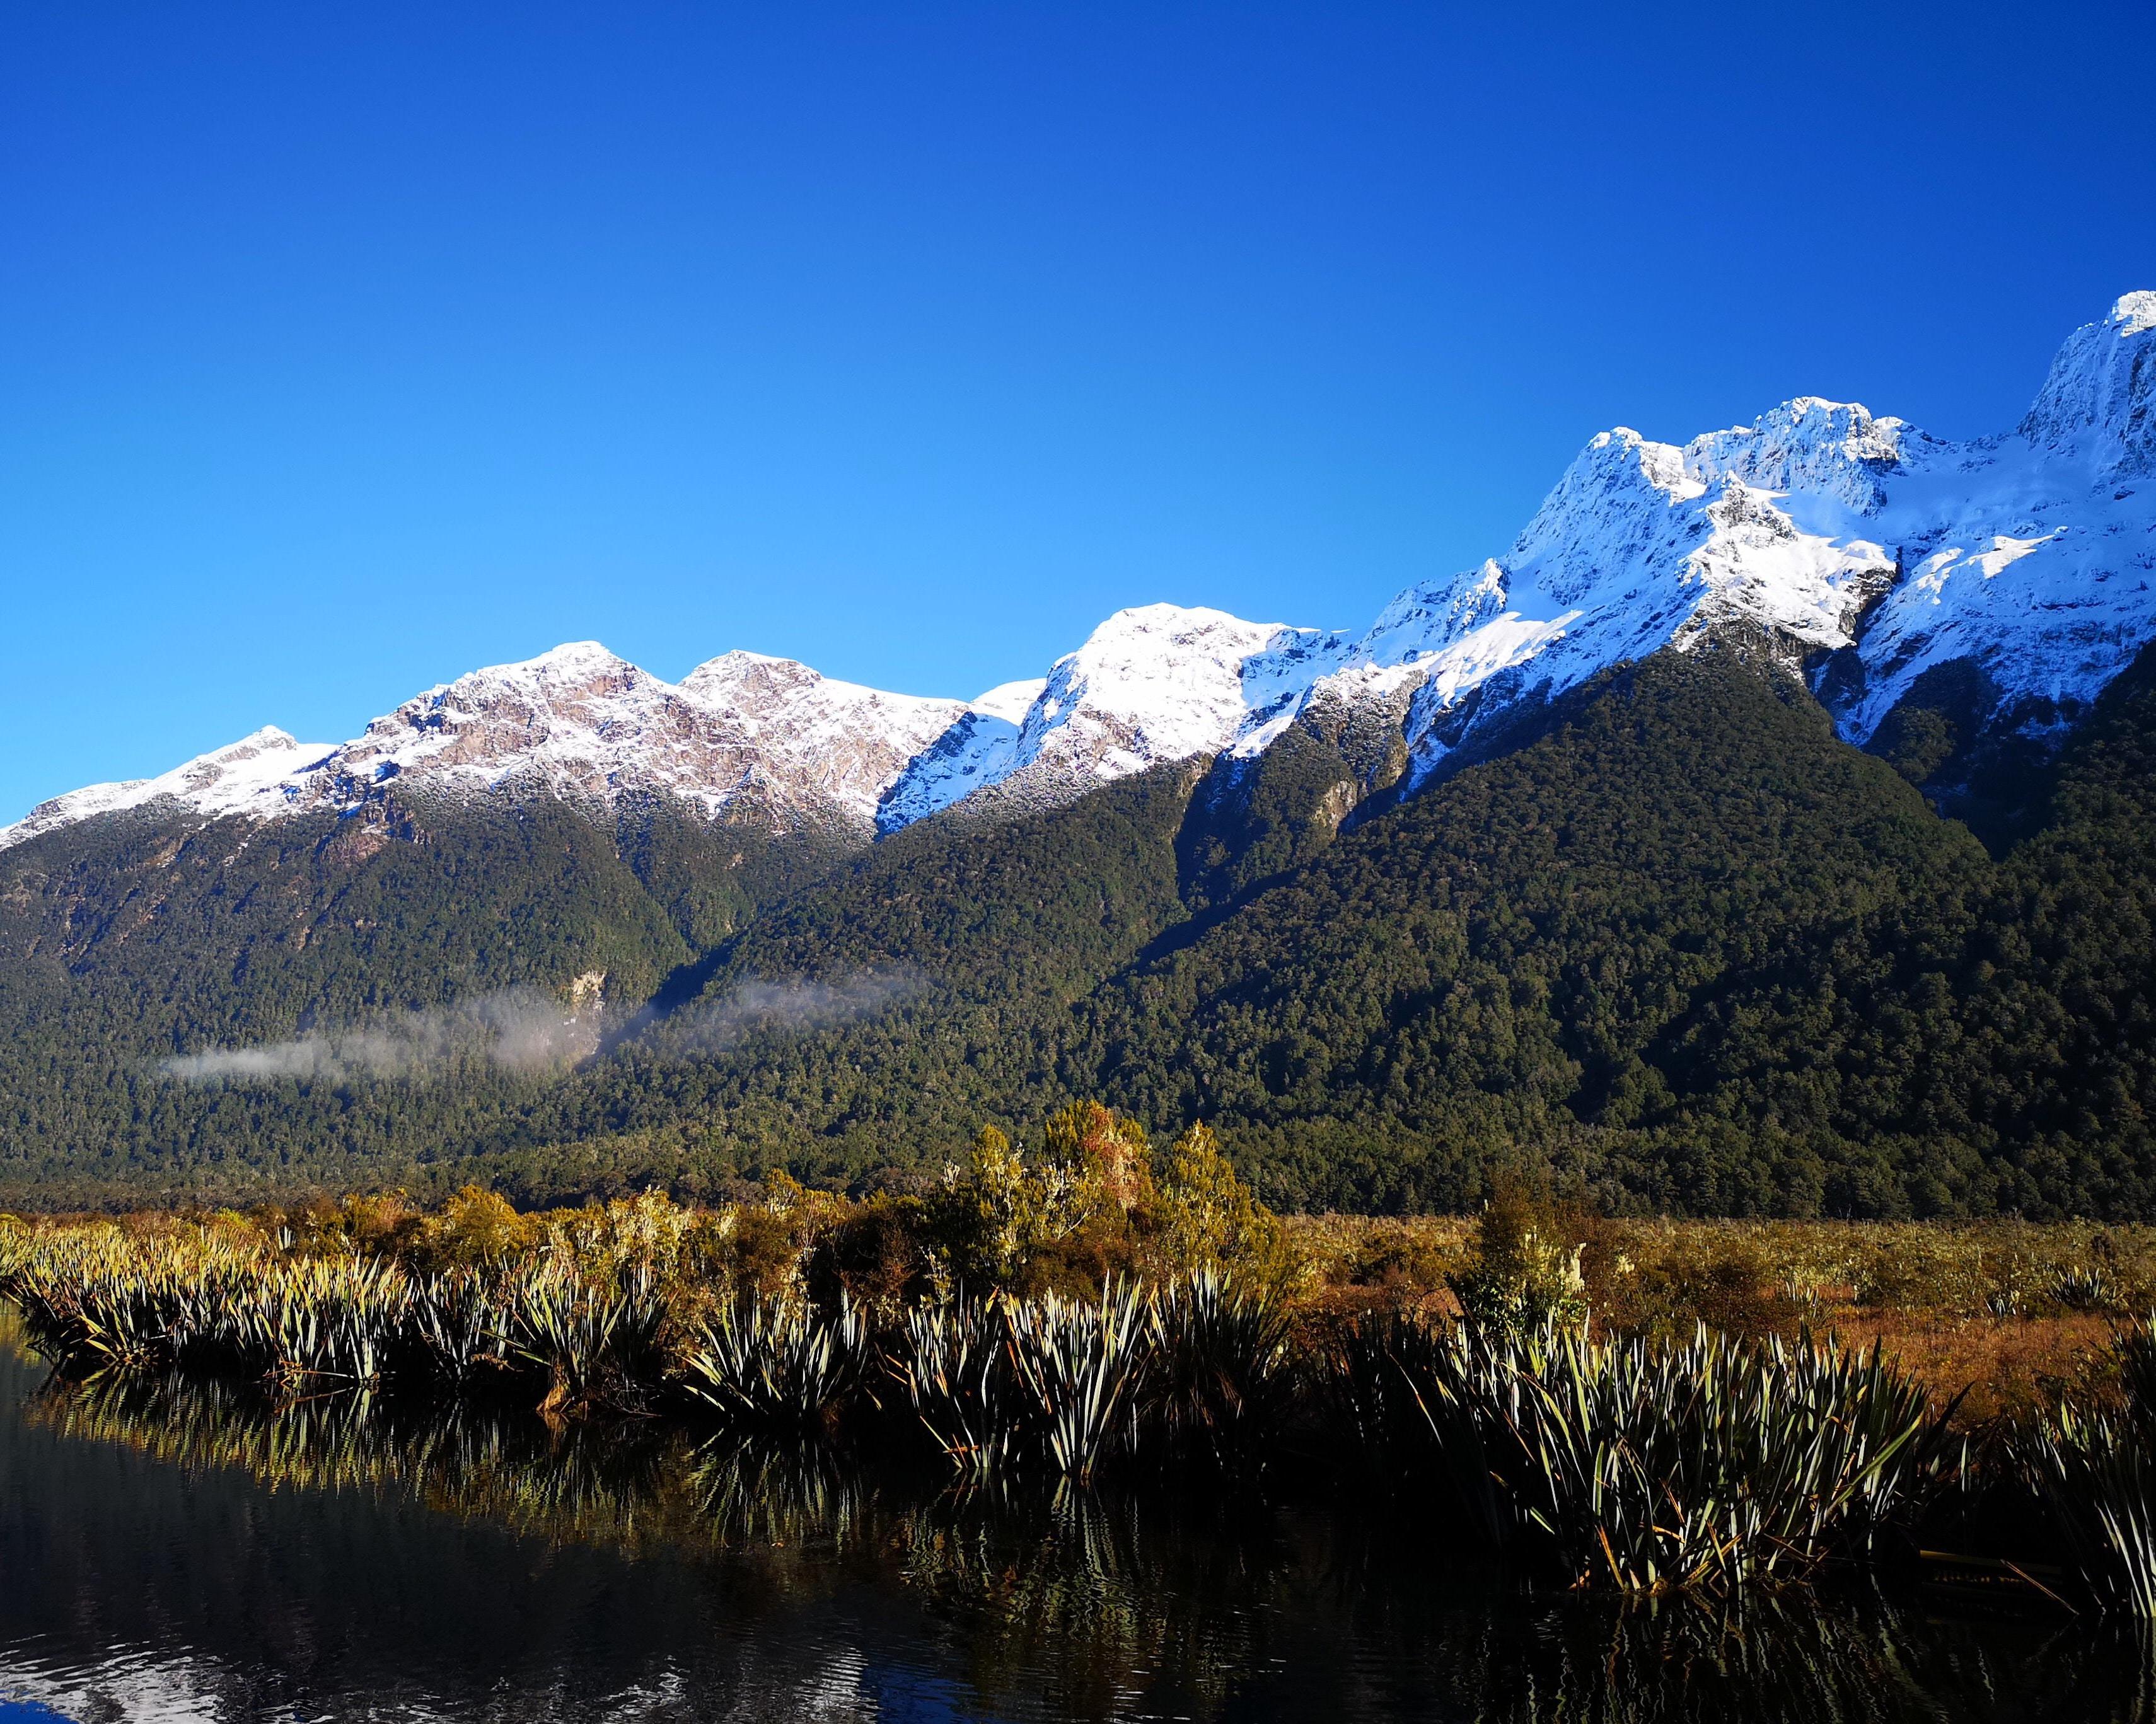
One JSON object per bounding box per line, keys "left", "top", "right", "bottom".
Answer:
{"left": 1219, "top": 292, "right": 2156, "bottom": 787}
{"left": 878, "top": 606, "right": 1318, "bottom": 828}
{"left": 0, "top": 727, "right": 335, "bottom": 850}
{"left": 301, "top": 642, "right": 980, "bottom": 833}
{"left": 7, "top": 291, "right": 2154, "bottom": 853}
{"left": 0, "top": 645, "right": 985, "bottom": 851}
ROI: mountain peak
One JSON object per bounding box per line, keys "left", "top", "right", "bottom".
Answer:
{"left": 2019, "top": 289, "right": 2156, "bottom": 475}
{"left": 680, "top": 649, "right": 830, "bottom": 704}
{"left": 968, "top": 679, "right": 1048, "bottom": 724}
{"left": 477, "top": 640, "right": 635, "bottom": 681}
{"left": 0, "top": 726, "right": 332, "bottom": 852}
{"left": 1053, "top": 603, "right": 1295, "bottom": 674}
{"left": 2111, "top": 289, "right": 2156, "bottom": 336}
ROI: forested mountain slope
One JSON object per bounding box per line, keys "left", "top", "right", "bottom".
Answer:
{"left": 6, "top": 292, "right": 2156, "bottom": 1215}
{"left": 5, "top": 639, "right": 2153, "bottom": 1220}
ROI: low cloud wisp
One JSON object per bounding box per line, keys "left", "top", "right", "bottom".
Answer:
{"left": 158, "top": 987, "right": 604, "bottom": 1084}
{"left": 158, "top": 969, "right": 920, "bottom": 1086}
{"left": 663, "top": 970, "right": 920, "bottom": 1054}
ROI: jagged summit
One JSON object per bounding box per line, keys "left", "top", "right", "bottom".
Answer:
{"left": 2020, "top": 290, "right": 2156, "bottom": 475}
{"left": 1, "top": 726, "right": 334, "bottom": 850}
{"left": 878, "top": 605, "right": 1317, "bottom": 828}
{"left": 1280, "top": 289, "right": 2156, "bottom": 786}
{"left": 8, "top": 291, "right": 2153, "bottom": 854}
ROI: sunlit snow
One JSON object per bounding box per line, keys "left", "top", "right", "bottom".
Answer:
{"left": 6, "top": 293, "right": 2152, "bottom": 852}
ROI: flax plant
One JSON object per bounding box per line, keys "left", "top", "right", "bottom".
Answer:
{"left": 2021, "top": 1406, "right": 2156, "bottom": 1614}
{"left": 238, "top": 1254, "right": 413, "bottom": 1386}
{"left": 1408, "top": 1324, "right": 1949, "bottom": 1593}
{"left": 510, "top": 1259, "right": 670, "bottom": 1415}
{"left": 1006, "top": 1281, "right": 1154, "bottom": 1482}
{"left": 891, "top": 1293, "right": 1033, "bottom": 1476}
{"left": 1146, "top": 1270, "right": 1292, "bottom": 1469}
{"left": 678, "top": 1293, "right": 871, "bottom": 1431}
{"left": 2020, "top": 1312, "right": 2156, "bottom": 1614}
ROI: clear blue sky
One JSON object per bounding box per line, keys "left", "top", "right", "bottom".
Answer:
{"left": 3, "top": 2, "right": 2153, "bottom": 820}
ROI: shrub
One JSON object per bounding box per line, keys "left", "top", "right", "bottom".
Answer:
{"left": 1447, "top": 1183, "right": 1589, "bottom": 1338}
{"left": 1152, "top": 1124, "right": 1287, "bottom": 1283}
{"left": 412, "top": 1186, "right": 536, "bottom": 1271}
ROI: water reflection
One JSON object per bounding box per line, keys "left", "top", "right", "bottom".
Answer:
{"left": 0, "top": 1309, "right": 2145, "bottom": 1722}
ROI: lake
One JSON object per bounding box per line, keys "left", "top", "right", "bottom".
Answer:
{"left": 0, "top": 1310, "right": 2139, "bottom": 1722}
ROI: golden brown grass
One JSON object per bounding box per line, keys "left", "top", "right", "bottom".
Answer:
{"left": 1282, "top": 1214, "right": 2156, "bottom": 1423}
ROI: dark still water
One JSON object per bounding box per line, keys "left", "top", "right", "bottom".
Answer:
{"left": 0, "top": 1314, "right": 2143, "bottom": 1724}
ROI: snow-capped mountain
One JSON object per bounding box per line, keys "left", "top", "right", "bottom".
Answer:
{"left": 304, "top": 641, "right": 979, "bottom": 835}
{"left": 8, "top": 291, "right": 2152, "bottom": 856}
{"left": 0, "top": 726, "right": 337, "bottom": 850}
{"left": 1220, "top": 290, "right": 2156, "bottom": 792}
{"left": 876, "top": 606, "right": 1327, "bottom": 829}
{"left": 0, "top": 643, "right": 983, "bottom": 852}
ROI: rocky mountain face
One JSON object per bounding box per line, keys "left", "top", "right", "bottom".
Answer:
{"left": 2, "top": 643, "right": 977, "bottom": 855}
{"left": 9, "top": 293, "right": 2153, "bottom": 862}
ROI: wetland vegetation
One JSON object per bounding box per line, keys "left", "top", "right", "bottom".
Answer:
{"left": 13, "top": 1102, "right": 2156, "bottom": 1633}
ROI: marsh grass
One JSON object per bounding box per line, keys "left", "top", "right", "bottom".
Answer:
{"left": 13, "top": 1160, "right": 2156, "bottom": 1607}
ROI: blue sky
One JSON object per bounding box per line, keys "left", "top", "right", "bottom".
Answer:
{"left": 3, "top": 2, "right": 2153, "bottom": 820}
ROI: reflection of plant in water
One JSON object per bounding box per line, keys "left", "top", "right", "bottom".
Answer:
{"left": 27, "top": 1367, "right": 707, "bottom": 1558}
{"left": 16, "top": 1331, "right": 2156, "bottom": 1724}
{"left": 689, "top": 1433, "right": 871, "bottom": 1555}
{"left": 893, "top": 1479, "right": 1280, "bottom": 1720}
{"left": 1444, "top": 1587, "right": 2155, "bottom": 1724}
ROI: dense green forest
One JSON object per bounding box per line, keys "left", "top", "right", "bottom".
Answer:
{"left": 3, "top": 641, "right": 2153, "bottom": 1218}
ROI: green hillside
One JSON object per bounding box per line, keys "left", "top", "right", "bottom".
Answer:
{"left": 3, "top": 645, "right": 2154, "bottom": 1219}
